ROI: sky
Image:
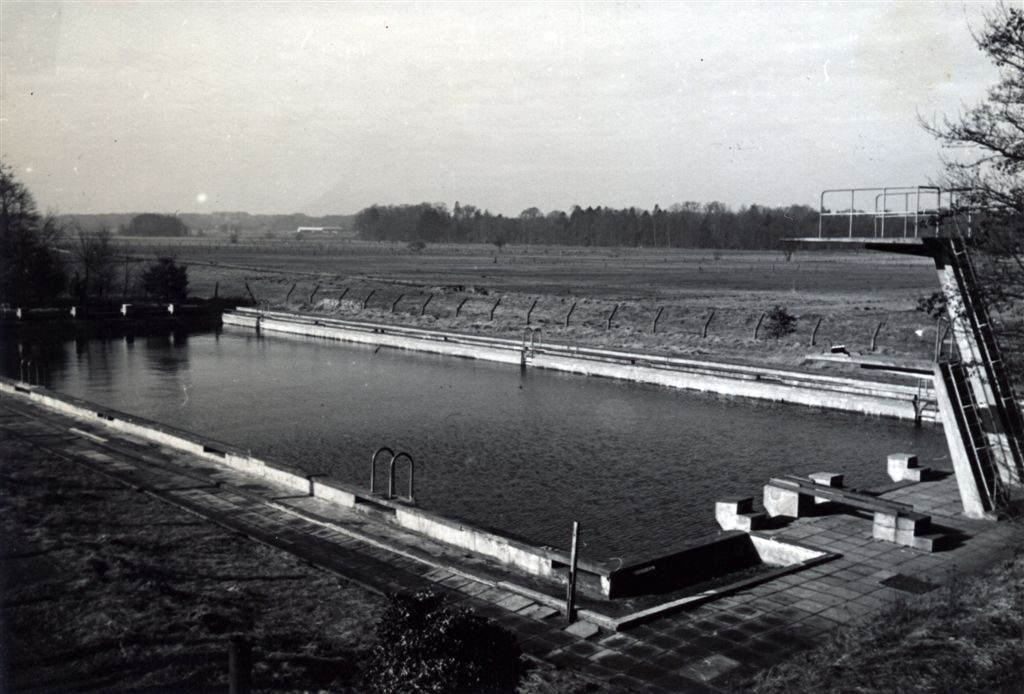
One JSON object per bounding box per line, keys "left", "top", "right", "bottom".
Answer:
{"left": 0, "top": 1, "right": 1003, "bottom": 217}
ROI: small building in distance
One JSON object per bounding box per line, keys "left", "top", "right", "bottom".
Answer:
{"left": 294, "top": 226, "right": 355, "bottom": 240}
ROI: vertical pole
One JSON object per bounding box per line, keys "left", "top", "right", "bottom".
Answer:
{"left": 565, "top": 521, "right": 580, "bottom": 625}
{"left": 753, "top": 311, "right": 766, "bottom": 339}
{"left": 564, "top": 301, "right": 576, "bottom": 327}
{"left": 309, "top": 284, "right": 320, "bottom": 304}
{"left": 390, "top": 293, "right": 405, "bottom": 313}
{"left": 489, "top": 297, "right": 501, "bottom": 321}
{"left": 810, "top": 317, "right": 822, "bottom": 346}
{"left": 652, "top": 306, "right": 664, "bottom": 334}
{"left": 420, "top": 293, "right": 433, "bottom": 316}
{"left": 849, "top": 189, "right": 854, "bottom": 238}
{"left": 228, "top": 637, "right": 252, "bottom": 694}
{"left": 702, "top": 309, "right": 715, "bottom": 338}
{"left": 456, "top": 297, "right": 469, "bottom": 318}
{"left": 526, "top": 298, "right": 539, "bottom": 326}
{"left": 362, "top": 289, "right": 376, "bottom": 309}
{"left": 245, "top": 281, "right": 257, "bottom": 304}
{"left": 214, "top": 281, "right": 220, "bottom": 300}
{"left": 870, "top": 321, "right": 885, "bottom": 352}
{"left": 285, "top": 284, "right": 296, "bottom": 302}
{"left": 605, "top": 304, "right": 618, "bottom": 330}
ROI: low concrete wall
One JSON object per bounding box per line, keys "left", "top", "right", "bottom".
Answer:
{"left": 224, "top": 309, "right": 936, "bottom": 422}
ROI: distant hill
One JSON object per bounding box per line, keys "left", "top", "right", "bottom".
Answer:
{"left": 57, "top": 212, "right": 356, "bottom": 236}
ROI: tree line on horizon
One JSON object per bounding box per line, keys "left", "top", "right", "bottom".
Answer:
{"left": 354, "top": 201, "right": 822, "bottom": 249}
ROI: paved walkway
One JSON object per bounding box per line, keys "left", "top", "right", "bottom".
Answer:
{"left": 2, "top": 393, "right": 1021, "bottom": 692}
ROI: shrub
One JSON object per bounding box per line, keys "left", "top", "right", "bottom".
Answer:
{"left": 763, "top": 304, "right": 797, "bottom": 339}
{"left": 916, "top": 291, "right": 947, "bottom": 320}
{"left": 407, "top": 240, "right": 426, "bottom": 253}
{"left": 141, "top": 257, "right": 188, "bottom": 302}
{"left": 362, "top": 590, "right": 521, "bottom": 694}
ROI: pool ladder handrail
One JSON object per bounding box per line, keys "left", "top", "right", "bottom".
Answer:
{"left": 522, "top": 327, "right": 543, "bottom": 362}
{"left": 370, "top": 446, "right": 415, "bottom": 502}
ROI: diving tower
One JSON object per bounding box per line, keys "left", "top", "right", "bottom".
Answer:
{"left": 792, "top": 186, "right": 1023, "bottom": 519}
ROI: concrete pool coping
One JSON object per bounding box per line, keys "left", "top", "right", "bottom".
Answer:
{"left": 0, "top": 375, "right": 838, "bottom": 604}
{"left": 223, "top": 307, "right": 939, "bottom": 422}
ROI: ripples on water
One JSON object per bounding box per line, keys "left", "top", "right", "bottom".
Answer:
{"left": 1, "top": 328, "right": 949, "bottom": 561}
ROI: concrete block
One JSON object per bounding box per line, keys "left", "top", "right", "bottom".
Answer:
{"left": 763, "top": 484, "right": 812, "bottom": 518}
{"left": 808, "top": 471, "right": 844, "bottom": 503}
{"left": 888, "top": 453, "right": 929, "bottom": 482}
{"left": 715, "top": 496, "right": 765, "bottom": 530}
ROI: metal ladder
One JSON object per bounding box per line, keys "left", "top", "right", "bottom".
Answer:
{"left": 370, "top": 446, "right": 416, "bottom": 502}
{"left": 940, "top": 361, "right": 1006, "bottom": 511}
{"left": 948, "top": 238, "right": 1024, "bottom": 478}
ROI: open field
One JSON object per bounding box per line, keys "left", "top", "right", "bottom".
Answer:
{"left": 127, "top": 238, "right": 947, "bottom": 371}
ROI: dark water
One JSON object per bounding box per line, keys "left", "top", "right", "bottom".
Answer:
{"left": 2, "top": 327, "right": 949, "bottom": 561}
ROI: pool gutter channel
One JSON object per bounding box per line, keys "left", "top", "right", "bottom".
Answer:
{"left": 224, "top": 308, "right": 937, "bottom": 422}
{"left": 1, "top": 376, "right": 839, "bottom": 625}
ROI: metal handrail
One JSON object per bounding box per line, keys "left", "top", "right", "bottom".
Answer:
{"left": 388, "top": 451, "right": 415, "bottom": 502}
{"left": 818, "top": 186, "right": 972, "bottom": 239}
{"left": 370, "top": 446, "right": 394, "bottom": 495}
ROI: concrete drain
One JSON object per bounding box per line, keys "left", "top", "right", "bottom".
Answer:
{"left": 880, "top": 574, "right": 939, "bottom": 594}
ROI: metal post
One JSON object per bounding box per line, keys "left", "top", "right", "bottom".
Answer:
{"left": 652, "top": 306, "right": 664, "bottom": 334}
{"left": 526, "top": 298, "right": 538, "bottom": 326}
{"left": 605, "top": 304, "right": 618, "bottom": 330}
{"left": 362, "top": 289, "right": 376, "bottom": 309}
{"left": 420, "top": 294, "right": 433, "bottom": 316}
{"left": 245, "top": 281, "right": 257, "bottom": 304}
{"left": 810, "top": 317, "right": 822, "bottom": 346}
{"left": 285, "top": 284, "right": 296, "bottom": 302}
{"left": 228, "top": 637, "right": 252, "bottom": 694}
{"left": 849, "top": 189, "right": 854, "bottom": 238}
{"left": 702, "top": 309, "right": 715, "bottom": 338}
{"left": 391, "top": 293, "right": 405, "bottom": 313}
{"left": 870, "top": 321, "right": 885, "bottom": 352}
{"left": 309, "top": 284, "right": 320, "bottom": 304}
{"left": 489, "top": 297, "right": 501, "bottom": 321}
{"left": 565, "top": 521, "right": 580, "bottom": 624}
{"left": 564, "top": 301, "right": 577, "bottom": 327}
{"left": 753, "top": 311, "right": 766, "bottom": 339}
{"left": 456, "top": 297, "right": 470, "bottom": 318}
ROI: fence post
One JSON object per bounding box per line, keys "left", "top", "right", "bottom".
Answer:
{"left": 870, "top": 321, "right": 885, "bottom": 352}
{"left": 489, "top": 297, "right": 501, "bottom": 321}
{"left": 391, "top": 293, "right": 405, "bottom": 313}
{"left": 564, "top": 302, "right": 577, "bottom": 327}
{"left": 753, "top": 311, "right": 766, "bottom": 339}
{"left": 526, "top": 298, "right": 539, "bottom": 326}
{"left": 702, "top": 309, "right": 715, "bottom": 338}
{"left": 245, "top": 281, "right": 257, "bottom": 304}
{"left": 214, "top": 281, "right": 219, "bottom": 300}
{"left": 420, "top": 294, "right": 433, "bottom": 316}
{"left": 810, "top": 317, "right": 822, "bottom": 346}
{"left": 338, "top": 287, "right": 350, "bottom": 302}
{"left": 606, "top": 304, "right": 619, "bottom": 330}
{"left": 652, "top": 306, "right": 664, "bottom": 334}
{"left": 285, "top": 283, "right": 296, "bottom": 302}
{"left": 362, "top": 289, "right": 376, "bottom": 309}
{"left": 456, "top": 297, "right": 470, "bottom": 318}
{"left": 308, "top": 284, "right": 320, "bottom": 304}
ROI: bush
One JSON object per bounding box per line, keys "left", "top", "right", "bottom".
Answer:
{"left": 763, "top": 305, "right": 797, "bottom": 339}
{"left": 141, "top": 257, "right": 188, "bottom": 302}
{"left": 916, "top": 291, "right": 947, "bottom": 320}
{"left": 362, "top": 590, "right": 521, "bottom": 694}
{"left": 407, "top": 240, "right": 426, "bottom": 253}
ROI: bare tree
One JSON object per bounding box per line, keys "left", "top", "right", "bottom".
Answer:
{"left": 71, "top": 225, "right": 118, "bottom": 302}
{"left": 923, "top": 4, "right": 1024, "bottom": 380}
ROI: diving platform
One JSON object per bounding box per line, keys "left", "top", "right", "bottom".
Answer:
{"left": 799, "top": 185, "right": 1023, "bottom": 519}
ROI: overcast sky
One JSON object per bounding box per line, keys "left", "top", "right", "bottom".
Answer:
{"left": 0, "top": 1, "right": 1001, "bottom": 217}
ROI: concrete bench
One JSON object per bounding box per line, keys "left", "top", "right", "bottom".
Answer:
{"left": 763, "top": 475, "right": 945, "bottom": 552}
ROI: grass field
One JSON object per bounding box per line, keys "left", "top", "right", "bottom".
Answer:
{"left": 127, "top": 238, "right": 947, "bottom": 371}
